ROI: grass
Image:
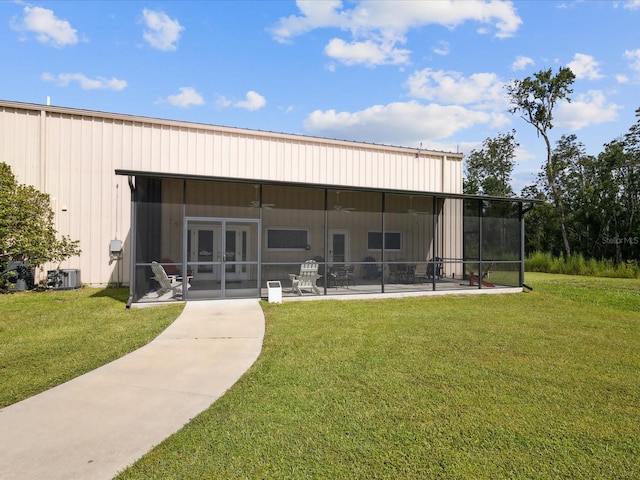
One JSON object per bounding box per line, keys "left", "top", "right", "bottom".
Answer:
{"left": 0, "top": 287, "right": 184, "bottom": 408}
{"left": 114, "top": 273, "right": 640, "bottom": 479}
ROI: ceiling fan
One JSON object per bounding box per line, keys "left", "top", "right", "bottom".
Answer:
{"left": 408, "top": 195, "right": 429, "bottom": 215}
{"left": 333, "top": 191, "right": 355, "bottom": 212}
{"left": 250, "top": 186, "right": 275, "bottom": 209}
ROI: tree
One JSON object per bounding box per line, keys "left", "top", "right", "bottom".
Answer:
{"left": 518, "top": 108, "right": 640, "bottom": 263}
{"left": 595, "top": 138, "right": 640, "bottom": 263}
{"left": 520, "top": 184, "right": 560, "bottom": 255}
{"left": 507, "top": 67, "right": 576, "bottom": 256}
{"left": 621, "top": 107, "right": 640, "bottom": 250}
{"left": 0, "top": 162, "right": 81, "bottom": 270}
{"left": 548, "top": 135, "right": 629, "bottom": 259}
{"left": 463, "top": 130, "right": 518, "bottom": 197}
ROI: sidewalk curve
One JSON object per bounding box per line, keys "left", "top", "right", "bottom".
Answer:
{"left": 0, "top": 299, "right": 265, "bottom": 480}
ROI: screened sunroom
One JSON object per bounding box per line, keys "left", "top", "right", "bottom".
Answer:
{"left": 119, "top": 171, "right": 529, "bottom": 304}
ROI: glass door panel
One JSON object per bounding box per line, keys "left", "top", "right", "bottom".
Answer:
{"left": 329, "top": 230, "right": 349, "bottom": 265}
{"left": 187, "top": 221, "right": 222, "bottom": 299}
{"left": 186, "top": 218, "right": 259, "bottom": 300}
{"left": 223, "top": 221, "right": 257, "bottom": 298}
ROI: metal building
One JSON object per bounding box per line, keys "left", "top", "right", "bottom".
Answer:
{"left": 1, "top": 99, "right": 530, "bottom": 303}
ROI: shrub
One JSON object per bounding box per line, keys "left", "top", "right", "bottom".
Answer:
{"left": 525, "top": 251, "right": 640, "bottom": 278}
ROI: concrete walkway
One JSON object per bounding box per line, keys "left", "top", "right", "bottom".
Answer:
{"left": 0, "top": 299, "right": 265, "bottom": 480}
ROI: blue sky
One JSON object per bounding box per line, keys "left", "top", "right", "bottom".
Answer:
{"left": 2, "top": 0, "right": 640, "bottom": 193}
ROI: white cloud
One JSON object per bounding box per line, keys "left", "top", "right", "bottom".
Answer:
{"left": 166, "top": 87, "right": 205, "bottom": 107}
{"left": 405, "top": 69, "right": 508, "bottom": 109}
{"left": 616, "top": 74, "right": 630, "bottom": 84}
{"left": 215, "top": 95, "right": 232, "bottom": 109}
{"left": 623, "top": 0, "right": 640, "bottom": 10}
{"left": 270, "top": 1, "right": 348, "bottom": 42}
{"left": 303, "top": 101, "right": 504, "bottom": 145}
{"left": 141, "top": 9, "right": 183, "bottom": 51}
{"left": 41, "top": 72, "right": 127, "bottom": 91}
{"left": 432, "top": 40, "right": 450, "bottom": 56}
{"left": 326, "top": 62, "right": 337, "bottom": 72}
{"left": 234, "top": 91, "right": 267, "bottom": 111}
{"left": 324, "top": 38, "right": 410, "bottom": 66}
{"left": 12, "top": 6, "right": 78, "bottom": 48}
{"left": 271, "top": 0, "right": 522, "bottom": 66}
{"left": 567, "top": 53, "right": 603, "bottom": 80}
{"left": 555, "top": 91, "right": 621, "bottom": 130}
{"left": 512, "top": 55, "right": 534, "bottom": 71}
{"left": 623, "top": 49, "right": 640, "bottom": 71}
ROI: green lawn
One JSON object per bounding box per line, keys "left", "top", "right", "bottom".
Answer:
{"left": 114, "top": 273, "right": 640, "bottom": 479}
{"left": 0, "top": 288, "right": 184, "bottom": 408}
{"left": 1, "top": 277, "right": 638, "bottom": 479}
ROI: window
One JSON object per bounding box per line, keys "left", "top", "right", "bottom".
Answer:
{"left": 368, "top": 231, "right": 402, "bottom": 251}
{"left": 267, "top": 228, "right": 310, "bottom": 250}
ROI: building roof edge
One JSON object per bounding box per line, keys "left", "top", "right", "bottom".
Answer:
{"left": 0, "top": 99, "right": 463, "bottom": 159}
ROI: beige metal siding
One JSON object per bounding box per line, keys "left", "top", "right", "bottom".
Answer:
{"left": 1, "top": 101, "right": 463, "bottom": 286}
{"left": 36, "top": 113, "right": 131, "bottom": 286}
{"left": 440, "top": 198, "right": 464, "bottom": 278}
{"left": 0, "top": 106, "right": 42, "bottom": 188}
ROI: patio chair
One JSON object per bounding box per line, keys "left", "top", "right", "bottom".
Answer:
{"left": 151, "top": 261, "right": 191, "bottom": 299}
{"left": 332, "top": 265, "right": 355, "bottom": 288}
{"left": 160, "top": 258, "right": 180, "bottom": 276}
{"left": 312, "top": 256, "right": 330, "bottom": 287}
{"left": 468, "top": 262, "right": 495, "bottom": 287}
{"left": 288, "top": 260, "right": 322, "bottom": 295}
{"left": 426, "top": 257, "right": 443, "bottom": 279}
{"left": 412, "top": 263, "right": 429, "bottom": 283}
{"left": 362, "top": 256, "right": 381, "bottom": 279}
{"left": 388, "top": 261, "right": 408, "bottom": 283}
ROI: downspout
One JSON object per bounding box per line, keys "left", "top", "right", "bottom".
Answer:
{"left": 39, "top": 108, "right": 49, "bottom": 286}
{"left": 441, "top": 155, "right": 446, "bottom": 194}
{"left": 125, "top": 175, "right": 136, "bottom": 308}
{"left": 39, "top": 98, "right": 53, "bottom": 194}
{"left": 39, "top": 108, "right": 47, "bottom": 192}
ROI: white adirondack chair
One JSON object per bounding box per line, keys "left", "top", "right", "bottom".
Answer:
{"left": 412, "top": 263, "right": 429, "bottom": 284}
{"left": 151, "top": 261, "right": 190, "bottom": 299}
{"left": 288, "top": 260, "right": 322, "bottom": 295}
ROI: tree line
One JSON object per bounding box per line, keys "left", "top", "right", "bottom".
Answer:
{"left": 464, "top": 67, "right": 639, "bottom": 265}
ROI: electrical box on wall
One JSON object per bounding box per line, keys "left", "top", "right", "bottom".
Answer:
{"left": 110, "top": 239, "right": 122, "bottom": 254}
{"left": 109, "top": 239, "right": 123, "bottom": 265}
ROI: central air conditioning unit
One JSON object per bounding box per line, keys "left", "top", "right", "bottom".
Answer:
{"left": 3, "top": 261, "right": 35, "bottom": 291}
{"left": 47, "top": 269, "right": 82, "bottom": 290}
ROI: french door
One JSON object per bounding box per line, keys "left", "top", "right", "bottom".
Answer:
{"left": 329, "top": 230, "right": 350, "bottom": 265}
{"left": 185, "top": 217, "right": 260, "bottom": 299}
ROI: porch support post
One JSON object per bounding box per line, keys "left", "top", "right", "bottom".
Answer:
{"left": 126, "top": 175, "right": 136, "bottom": 308}
{"left": 181, "top": 180, "right": 187, "bottom": 299}
{"left": 478, "top": 200, "right": 483, "bottom": 290}
{"left": 519, "top": 202, "right": 535, "bottom": 287}
{"left": 432, "top": 197, "right": 438, "bottom": 291}
{"left": 323, "top": 188, "right": 328, "bottom": 294}
{"left": 257, "top": 184, "right": 263, "bottom": 297}
{"left": 381, "top": 193, "right": 386, "bottom": 294}
{"left": 520, "top": 202, "right": 525, "bottom": 287}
